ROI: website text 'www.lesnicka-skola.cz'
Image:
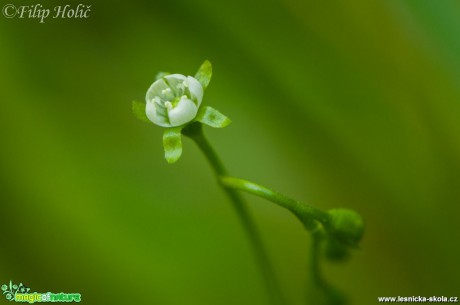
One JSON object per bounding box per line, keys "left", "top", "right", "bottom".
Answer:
{"left": 378, "top": 296, "right": 458, "bottom": 303}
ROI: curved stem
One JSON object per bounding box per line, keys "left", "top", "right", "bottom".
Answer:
{"left": 218, "top": 176, "right": 330, "bottom": 231}
{"left": 309, "top": 228, "right": 323, "bottom": 303}
{"left": 309, "top": 229, "right": 346, "bottom": 305}
{"left": 216, "top": 176, "right": 346, "bottom": 305}
{"left": 182, "top": 123, "right": 286, "bottom": 305}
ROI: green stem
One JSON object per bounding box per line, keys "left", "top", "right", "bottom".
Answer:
{"left": 216, "top": 175, "right": 346, "bottom": 305}
{"left": 215, "top": 175, "right": 330, "bottom": 302}
{"left": 309, "top": 228, "right": 323, "bottom": 302}
{"left": 182, "top": 123, "right": 286, "bottom": 305}
{"left": 218, "top": 176, "right": 330, "bottom": 231}
{"left": 309, "top": 228, "right": 346, "bottom": 305}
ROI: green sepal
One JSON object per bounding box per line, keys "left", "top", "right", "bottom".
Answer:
{"left": 163, "top": 127, "right": 183, "bottom": 164}
{"left": 155, "top": 71, "right": 170, "bottom": 80}
{"left": 132, "top": 101, "right": 150, "bottom": 123}
{"left": 195, "top": 106, "right": 231, "bottom": 128}
{"left": 194, "top": 60, "right": 212, "bottom": 90}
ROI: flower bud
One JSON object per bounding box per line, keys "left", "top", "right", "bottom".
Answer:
{"left": 327, "top": 208, "right": 364, "bottom": 246}
{"left": 145, "top": 74, "right": 203, "bottom": 127}
{"left": 323, "top": 238, "right": 350, "bottom": 262}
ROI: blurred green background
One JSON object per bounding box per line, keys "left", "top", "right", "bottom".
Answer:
{"left": 1, "top": 0, "right": 460, "bottom": 304}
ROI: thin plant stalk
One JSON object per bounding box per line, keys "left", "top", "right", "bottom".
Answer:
{"left": 182, "top": 123, "right": 286, "bottom": 305}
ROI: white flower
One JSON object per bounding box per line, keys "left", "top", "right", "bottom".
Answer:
{"left": 145, "top": 74, "right": 203, "bottom": 127}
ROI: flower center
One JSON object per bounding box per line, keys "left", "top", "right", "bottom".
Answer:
{"left": 164, "top": 101, "right": 173, "bottom": 111}
{"left": 156, "top": 79, "right": 193, "bottom": 110}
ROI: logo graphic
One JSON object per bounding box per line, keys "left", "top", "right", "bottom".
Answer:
{"left": 1, "top": 281, "right": 81, "bottom": 303}
{"left": 1, "top": 281, "right": 30, "bottom": 301}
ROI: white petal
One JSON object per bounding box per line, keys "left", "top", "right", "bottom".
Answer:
{"left": 167, "top": 97, "right": 198, "bottom": 126}
{"left": 146, "top": 100, "right": 170, "bottom": 127}
{"left": 146, "top": 79, "right": 168, "bottom": 103}
{"left": 164, "top": 74, "right": 187, "bottom": 81}
{"left": 187, "top": 76, "right": 203, "bottom": 105}
{"left": 164, "top": 74, "right": 187, "bottom": 95}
